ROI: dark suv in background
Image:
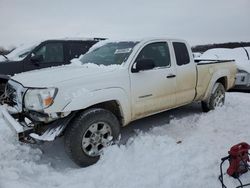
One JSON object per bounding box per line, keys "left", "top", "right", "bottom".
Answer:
{"left": 0, "top": 38, "right": 104, "bottom": 94}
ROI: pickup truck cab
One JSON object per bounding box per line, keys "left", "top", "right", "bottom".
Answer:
{"left": 0, "top": 38, "right": 237, "bottom": 167}
{"left": 0, "top": 38, "right": 104, "bottom": 94}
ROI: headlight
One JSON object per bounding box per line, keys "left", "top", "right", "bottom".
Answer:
{"left": 24, "top": 88, "right": 58, "bottom": 111}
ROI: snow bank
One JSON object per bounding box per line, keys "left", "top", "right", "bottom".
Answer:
{"left": 0, "top": 93, "right": 250, "bottom": 188}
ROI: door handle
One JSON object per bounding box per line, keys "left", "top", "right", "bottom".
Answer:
{"left": 166, "top": 74, "right": 176, "bottom": 78}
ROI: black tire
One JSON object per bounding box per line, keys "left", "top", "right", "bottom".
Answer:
{"left": 201, "top": 83, "right": 225, "bottom": 112}
{"left": 64, "top": 108, "right": 120, "bottom": 167}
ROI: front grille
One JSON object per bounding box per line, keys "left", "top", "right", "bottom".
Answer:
{"left": 4, "top": 80, "right": 26, "bottom": 111}
{"left": 6, "top": 83, "right": 17, "bottom": 104}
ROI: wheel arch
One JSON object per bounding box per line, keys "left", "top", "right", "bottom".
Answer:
{"left": 84, "top": 100, "right": 124, "bottom": 126}
{"left": 203, "top": 71, "right": 229, "bottom": 102}
{"left": 216, "top": 76, "right": 228, "bottom": 90}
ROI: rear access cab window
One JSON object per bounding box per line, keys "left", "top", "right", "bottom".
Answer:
{"left": 173, "top": 42, "right": 190, "bottom": 66}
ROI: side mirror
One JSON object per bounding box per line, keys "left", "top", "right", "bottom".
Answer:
{"left": 132, "top": 58, "right": 155, "bottom": 73}
{"left": 30, "top": 54, "right": 43, "bottom": 63}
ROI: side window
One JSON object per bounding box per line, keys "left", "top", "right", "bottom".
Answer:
{"left": 136, "top": 42, "right": 171, "bottom": 68}
{"left": 68, "top": 42, "right": 94, "bottom": 59}
{"left": 34, "top": 43, "right": 64, "bottom": 63}
{"left": 173, "top": 42, "right": 190, "bottom": 66}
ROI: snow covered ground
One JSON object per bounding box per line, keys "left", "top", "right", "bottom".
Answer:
{"left": 0, "top": 92, "right": 250, "bottom": 188}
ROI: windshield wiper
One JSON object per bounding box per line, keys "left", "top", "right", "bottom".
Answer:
{"left": 1, "top": 54, "right": 8, "bottom": 60}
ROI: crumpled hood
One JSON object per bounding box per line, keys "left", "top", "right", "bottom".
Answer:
{"left": 11, "top": 64, "right": 118, "bottom": 88}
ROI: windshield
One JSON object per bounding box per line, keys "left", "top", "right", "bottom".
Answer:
{"left": 5, "top": 42, "right": 39, "bottom": 61}
{"left": 79, "top": 41, "right": 138, "bottom": 66}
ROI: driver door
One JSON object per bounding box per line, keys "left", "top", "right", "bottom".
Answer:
{"left": 129, "top": 42, "right": 177, "bottom": 120}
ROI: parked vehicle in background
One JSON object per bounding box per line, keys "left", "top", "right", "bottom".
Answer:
{"left": 199, "top": 47, "right": 250, "bottom": 90}
{"left": 192, "top": 52, "right": 202, "bottom": 58}
{"left": 0, "top": 38, "right": 237, "bottom": 167}
{"left": 0, "top": 38, "right": 105, "bottom": 95}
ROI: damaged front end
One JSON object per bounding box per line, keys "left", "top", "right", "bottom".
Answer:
{"left": 0, "top": 80, "right": 73, "bottom": 144}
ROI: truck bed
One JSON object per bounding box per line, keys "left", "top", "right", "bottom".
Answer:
{"left": 194, "top": 59, "right": 236, "bottom": 101}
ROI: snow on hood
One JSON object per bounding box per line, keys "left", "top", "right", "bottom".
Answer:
{"left": 11, "top": 64, "right": 120, "bottom": 88}
{"left": 70, "top": 58, "right": 122, "bottom": 69}
{"left": 200, "top": 47, "right": 250, "bottom": 72}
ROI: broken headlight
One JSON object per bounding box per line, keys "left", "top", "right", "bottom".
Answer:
{"left": 24, "top": 88, "right": 58, "bottom": 111}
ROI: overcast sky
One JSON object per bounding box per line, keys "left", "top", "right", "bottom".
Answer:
{"left": 0, "top": 0, "right": 249, "bottom": 48}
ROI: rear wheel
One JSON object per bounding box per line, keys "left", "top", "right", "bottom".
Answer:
{"left": 201, "top": 83, "right": 225, "bottom": 112}
{"left": 64, "top": 108, "right": 120, "bottom": 167}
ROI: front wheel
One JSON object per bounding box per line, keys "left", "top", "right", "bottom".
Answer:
{"left": 64, "top": 108, "right": 120, "bottom": 167}
{"left": 201, "top": 83, "right": 225, "bottom": 112}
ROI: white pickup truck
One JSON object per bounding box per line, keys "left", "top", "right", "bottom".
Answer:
{"left": 0, "top": 38, "right": 236, "bottom": 167}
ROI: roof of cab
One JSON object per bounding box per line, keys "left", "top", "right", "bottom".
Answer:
{"left": 43, "top": 37, "right": 106, "bottom": 42}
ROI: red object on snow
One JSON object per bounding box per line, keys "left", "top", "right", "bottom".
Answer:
{"left": 227, "top": 142, "right": 250, "bottom": 178}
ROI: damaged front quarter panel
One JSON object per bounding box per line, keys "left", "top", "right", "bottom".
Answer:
{"left": 29, "top": 112, "right": 76, "bottom": 142}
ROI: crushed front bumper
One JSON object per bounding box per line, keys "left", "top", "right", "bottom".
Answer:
{"left": 0, "top": 105, "right": 74, "bottom": 143}
{"left": 0, "top": 105, "right": 34, "bottom": 143}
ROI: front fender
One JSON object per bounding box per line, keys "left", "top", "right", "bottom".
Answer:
{"left": 45, "top": 87, "right": 131, "bottom": 125}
